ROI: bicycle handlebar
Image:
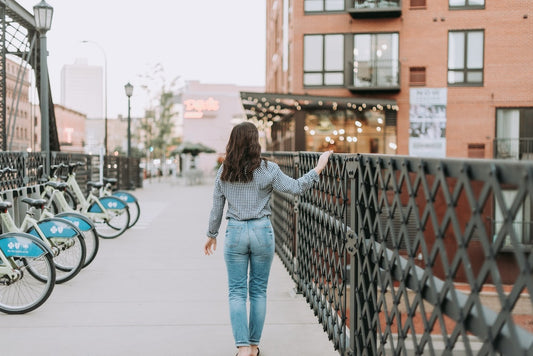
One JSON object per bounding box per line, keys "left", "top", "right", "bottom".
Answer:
{"left": 67, "top": 162, "right": 84, "bottom": 175}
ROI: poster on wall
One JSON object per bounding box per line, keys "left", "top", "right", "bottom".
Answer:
{"left": 409, "top": 88, "right": 447, "bottom": 158}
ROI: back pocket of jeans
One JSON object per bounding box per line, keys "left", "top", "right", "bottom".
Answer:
{"left": 225, "top": 225, "right": 242, "bottom": 248}
{"left": 253, "top": 225, "right": 274, "bottom": 247}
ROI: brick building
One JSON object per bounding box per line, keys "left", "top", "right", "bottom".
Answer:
{"left": 4, "top": 57, "right": 34, "bottom": 152}
{"left": 246, "top": 0, "right": 533, "bottom": 159}
{"left": 54, "top": 104, "right": 86, "bottom": 153}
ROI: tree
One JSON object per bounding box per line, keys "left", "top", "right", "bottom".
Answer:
{"left": 137, "top": 63, "right": 183, "bottom": 160}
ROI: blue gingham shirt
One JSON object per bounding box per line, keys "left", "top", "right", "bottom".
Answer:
{"left": 207, "top": 160, "right": 319, "bottom": 238}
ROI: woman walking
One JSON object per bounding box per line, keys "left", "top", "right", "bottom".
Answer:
{"left": 204, "top": 122, "right": 332, "bottom": 356}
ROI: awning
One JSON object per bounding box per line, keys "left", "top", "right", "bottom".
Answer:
{"left": 240, "top": 91, "right": 398, "bottom": 122}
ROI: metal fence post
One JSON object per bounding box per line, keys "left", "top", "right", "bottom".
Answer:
{"left": 346, "top": 158, "right": 357, "bottom": 356}
{"left": 360, "top": 157, "right": 377, "bottom": 355}
{"left": 347, "top": 155, "right": 377, "bottom": 355}
{"left": 293, "top": 153, "right": 301, "bottom": 293}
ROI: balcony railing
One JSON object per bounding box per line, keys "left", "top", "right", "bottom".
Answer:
{"left": 348, "top": 59, "right": 400, "bottom": 92}
{"left": 348, "top": 0, "right": 402, "bottom": 18}
{"left": 264, "top": 151, "right": 533, "bottom": 355}
{"left": 493, "top": 137, "right": 533, "bottom": 160}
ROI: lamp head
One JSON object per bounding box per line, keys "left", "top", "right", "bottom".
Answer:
{"left": 124, "top": 82, "right": 134, "bottom": 97}
{"left": 33, "top": 0, "right": 53, "bottom": 32}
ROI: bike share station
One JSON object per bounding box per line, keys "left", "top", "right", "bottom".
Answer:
{"left": 0, "top": 0, "right": 142, "bottom": 315}
{"left": 0, "top": 155, "right": 141, "bottom": 314}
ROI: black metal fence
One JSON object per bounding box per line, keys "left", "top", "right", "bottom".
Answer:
{"left": 0, "top": 151, "right": 142, "bottom": 192}
{"left": 263, "top": 151, "right": 533, "bottom": 356}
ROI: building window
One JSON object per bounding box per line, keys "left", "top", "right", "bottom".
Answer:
{"left": 495, "top": 108, "right": 533, "bottom": 160}
{"left": 494, "top": 191, "right": 532, "bottom": 248}
{"left": 304, "top": 34, "right": 344, "bottom": 87}
{"left": 449, "top": 0, "right": 485, "bottom": 9}
{"left": 448, "top": 30, "right": 484, "bottom": 86}
{"left": 304, "top": 0, "right": 344, "bottom": 12}
{"left": 304, "top": 108, "right": 396, "bottom": 154}
{"left": 353, "top": 32, "right": 399, "bottom": 88}
{"left": 409, "top": 67, "right": 426, "bottom": 86}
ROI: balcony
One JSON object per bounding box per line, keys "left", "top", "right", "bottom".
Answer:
{"left": 348, "top": 0, "right": 402, "bottom": 18}
{"left": 348, "top": 59, "right": 401, "bottom": 93}
{"left": 493, "top": 138, "right": 533, "bottom": 160}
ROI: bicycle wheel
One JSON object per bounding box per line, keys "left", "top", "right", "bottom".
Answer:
{"left": 88, "top": 196, "right": 130, "bottom": 239}
{"left": 56, "top": 212, "right": 99, "bottom": 268}
{"left": 64, "top": 188, "right": 77, "bottom": 210}
{"left": 28, "top": 218, "right": 86, "bottom": 284}
{"left": 0, "top": 232, "right": 56, "bottom": 314}
{"left": 112, "top": 191, "right": 140, "bottom": 228}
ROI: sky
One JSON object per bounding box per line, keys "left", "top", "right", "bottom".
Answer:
{"left": 16, "top": 0, "right": 267, "bottom": 118}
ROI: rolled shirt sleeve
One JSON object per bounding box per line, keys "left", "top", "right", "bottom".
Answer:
{"left": 207, "top": 169, "right": 225, "bottom": 238}
{"left": 271, "top": 164, "right": 319, "bottom": 195}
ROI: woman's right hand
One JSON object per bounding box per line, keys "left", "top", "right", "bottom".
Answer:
{"left": 314, "top": 150, "right": 333, "bottom": 174}
{"left": 204, "top": 237, "right": 217, "bottom": 255}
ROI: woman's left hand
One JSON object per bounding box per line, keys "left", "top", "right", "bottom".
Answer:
{"left": 204, "top": 237, "right": 217, "bottom": 255}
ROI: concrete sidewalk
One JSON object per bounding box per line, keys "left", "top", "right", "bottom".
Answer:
{"left": 0, "top": 178, "right": 339, "bottom": 356}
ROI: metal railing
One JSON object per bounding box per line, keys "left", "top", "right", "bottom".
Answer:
{"left": 353, "top": 0, "right": 401, "bottom": 8}
{"left": 493, "top": 138, "right": 533, "bottom": 160}
{"left": 352, "top": 59, "right": 400, "bottom": 89}
{"left": 264, "top": 151, "right": 533, "bottom": 355}
{"left": 0, "top": 151, "right": 141, "bottom": 193}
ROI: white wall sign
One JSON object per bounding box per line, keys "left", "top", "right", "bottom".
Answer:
{"left": 409, "top": 88, "right": 447, "bottom": 158}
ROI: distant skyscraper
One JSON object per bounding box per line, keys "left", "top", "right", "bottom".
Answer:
{"left": 60, "top": 58, "right": 103, "bottom": 119}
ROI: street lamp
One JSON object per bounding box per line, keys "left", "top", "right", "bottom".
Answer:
{"left": 34, "top": 0, "right": 53, "bottom": 176}
{"left": 124, "top": 82, "right": 133, "bottom": 158}
{"left": 81, "top": 40, "right": 108, "bottom": 155}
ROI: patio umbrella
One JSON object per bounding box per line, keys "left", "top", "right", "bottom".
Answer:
{"left": 172, "top": 141, "right": 216, "bottom": 169}
{"left": 172, "top": 141, "right": 216, "bottom": 156}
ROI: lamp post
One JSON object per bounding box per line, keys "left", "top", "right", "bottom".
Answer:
{"left": 34, "top": 0, "right": 53, "bottom": 176}
{"left": 81, "top": 40, "right": 108, "bottom": 155}
{"left": 124, "top": 82, "right": 133, "bottom": 158}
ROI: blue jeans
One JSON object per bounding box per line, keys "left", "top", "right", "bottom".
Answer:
{"left": 224, "top": 216, "right": 275, "bottom": 347}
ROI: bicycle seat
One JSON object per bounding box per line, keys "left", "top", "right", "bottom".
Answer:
{"left": 21, "top": 197, "right": 47, "bottom": 209}
{"left": 87, "top": 181, "right": 103, "bottom": 189}
{"left": 45, "top": 181, "right": 69, "bottom": 191}
{"left": 0, "top": 201, "right": 12, "bottom": 212}
{"left": 103, "top": 177, "right": 117, "bottom": 185}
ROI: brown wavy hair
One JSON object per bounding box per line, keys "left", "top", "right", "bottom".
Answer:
{"left": 221, "top": 122, "right": 265, "bottom": 182}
